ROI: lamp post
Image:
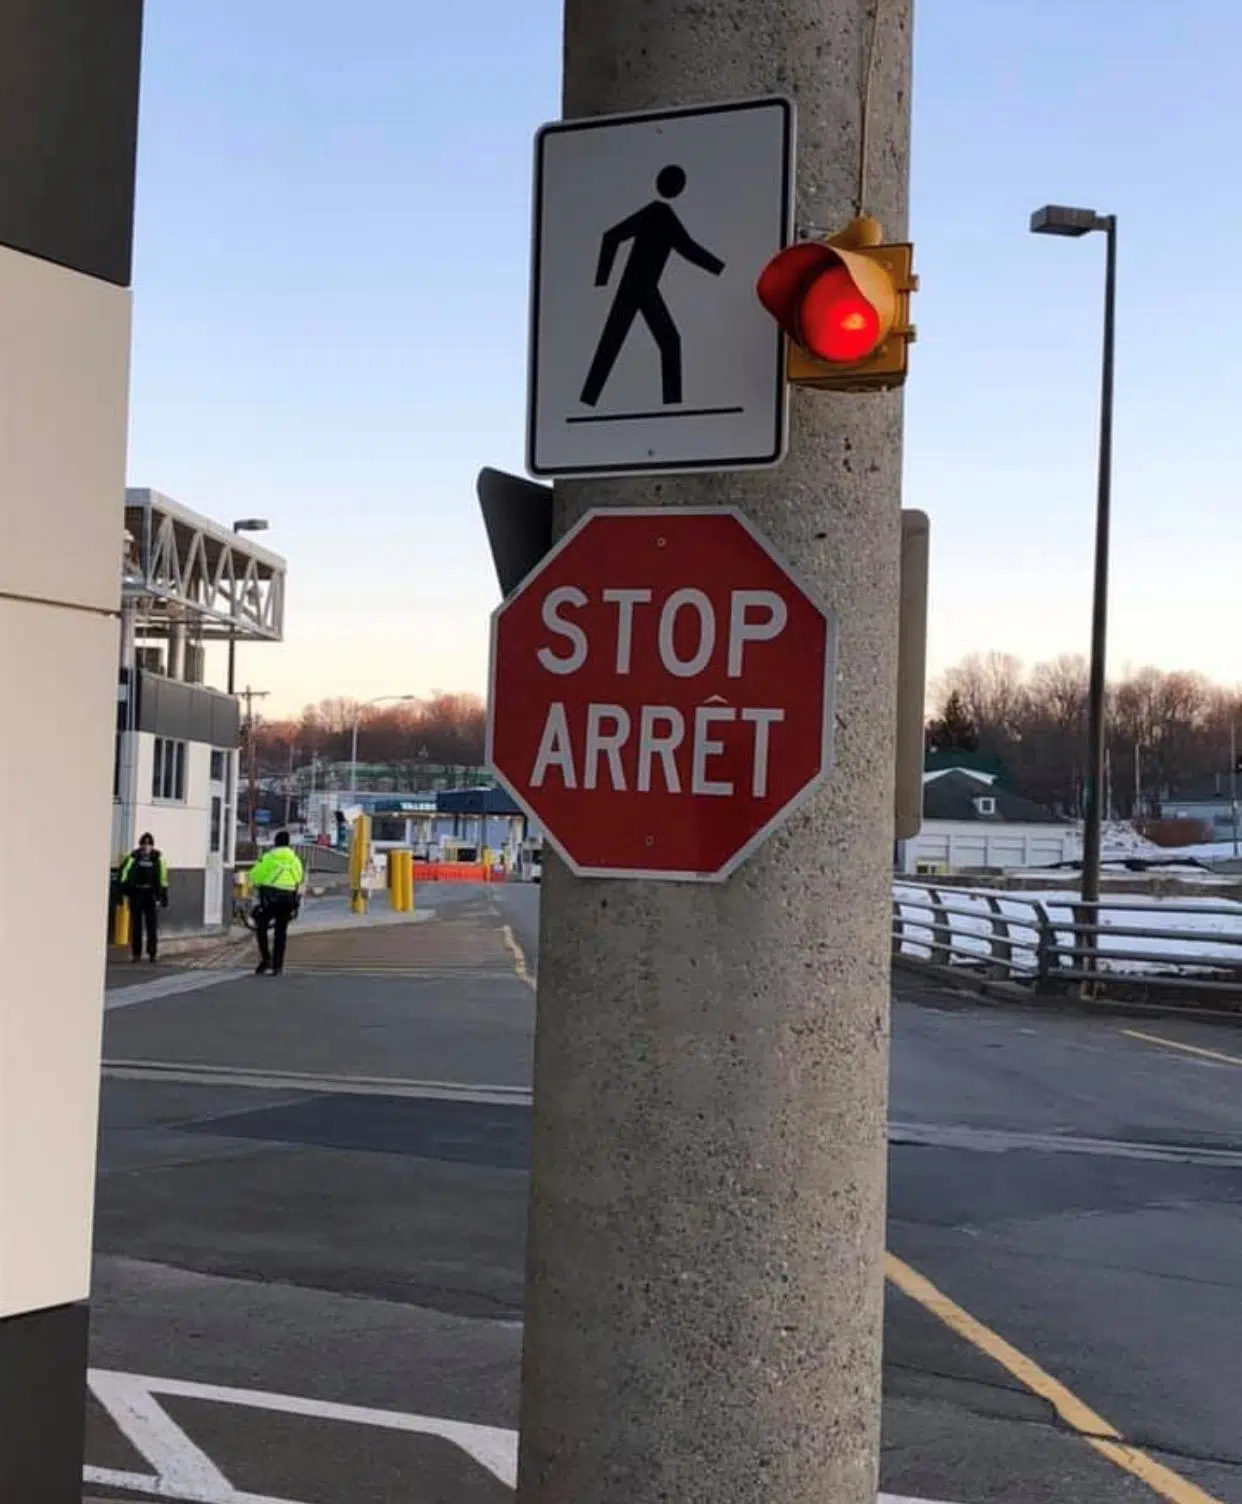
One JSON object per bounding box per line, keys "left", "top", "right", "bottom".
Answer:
{"left": 349, "top": 695, "right": 418, "bottom": 801}
{"left": 226, "top": 518, "right": 269, "bottom": 696}
{"left": 1030, "top": 204, "right": 1117, "bottom": 909}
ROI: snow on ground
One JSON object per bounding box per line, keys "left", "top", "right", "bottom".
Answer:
{"left": 1076, "top": 822, "right": 1241, "bottom": 865}
{"left": 893, "top": 882, "right": 1242, "bottom": 978}
{"left": 1141, "top": 838, "right": 1242, "bottom": 862}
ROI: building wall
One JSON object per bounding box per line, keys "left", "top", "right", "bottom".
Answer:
{"left": 900, "top": 820, "right": 1077, "bottom": 875}
{"left": 0, "top": 243, "right": 132, "bottom": 1331}
{"left": 0, "top": 5, "right": 144, "bottom": 1491}
{"left": 115, "top": 731, "right": 236, "bottom": 932}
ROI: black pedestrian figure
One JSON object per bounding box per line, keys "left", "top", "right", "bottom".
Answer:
{"left": 579, "top": 164, "right": 725, "bottom": 409}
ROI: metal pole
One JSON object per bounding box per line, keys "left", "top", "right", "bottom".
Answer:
{"left": 1080, "top": 214, "right": 1116, "bottom": 912}
{"left": 350, "top": 716, "right": 360, "bottom": 802}
{"left": 517, "top": 4, "right": 911, "bottom": 1500}
{"left": 227, "top": 522, "right": 240, "bottom": 696}
{"left": 246, "top": 700, "right": 257, "bottom": 848}
{"left": 1231, "top": 721, "right": 1238, "bottom": 858}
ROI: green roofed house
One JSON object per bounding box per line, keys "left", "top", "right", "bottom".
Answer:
{"left": 897, "top": 768, "right": 1078, "bottom": 876}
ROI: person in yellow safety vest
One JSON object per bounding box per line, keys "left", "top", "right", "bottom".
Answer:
{"left": 118, "top": 832, "right": 169, "bottom": 963}
{"left": 249, "top": 829, "right": 305, "bottom": 977}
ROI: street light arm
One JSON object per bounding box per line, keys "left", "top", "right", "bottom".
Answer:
{"left": 348, "top": 694, "right": 417, "bottom": 801}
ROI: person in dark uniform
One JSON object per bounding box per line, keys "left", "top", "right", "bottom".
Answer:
{"left": 118, "top": 832, "right": 169, "bottom": 963}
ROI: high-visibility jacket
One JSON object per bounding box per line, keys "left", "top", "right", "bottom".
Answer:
{"left": 119, "top": 848, "right": 169, "bottom": 898}
{"left": 250, "top": 846, "right": 304, "bottom": 892}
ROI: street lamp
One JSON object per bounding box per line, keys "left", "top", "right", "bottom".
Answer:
{"left": 350, "top": 695, "right": 418, "bottom": 801}
{"left": 1030, "top": 204, "right": 1117, "bottom": 909}
{"left": 226, "top": 518, "right": 269, "bottom": 696}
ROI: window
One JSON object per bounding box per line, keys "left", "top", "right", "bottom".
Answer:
{"left": 152, "top": 737, "right": 187, "bottom": 802}
{"left": 974, "top": 795, "right": 996, "bottom": 816}
{"left": 210, "top": 749, "right": 225, "bottom": 782}
{"left": 210, "top": 795, "right": 222, "bottom": 854}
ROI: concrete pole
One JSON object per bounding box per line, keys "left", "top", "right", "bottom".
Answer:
{"left": 517, "top": 4, "right": 912, "bottom": 1502}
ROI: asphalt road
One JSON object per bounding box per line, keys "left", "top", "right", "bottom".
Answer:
{"left": 86, "top": 883, "right": 1242, "bottom": 1503}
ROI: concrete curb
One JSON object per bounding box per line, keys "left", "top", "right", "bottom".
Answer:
{"left": 109, "top": 904, "right": 433, "bottom": 962}
{"left": 293, "top": 909, "right": 433, "bottom": 936}
{"left": 893, "top": 956, "right": 1242, "bottom": 1026}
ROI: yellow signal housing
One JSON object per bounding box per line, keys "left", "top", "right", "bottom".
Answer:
{"left": 786, "top": 215, "right": 918, "bottom": 392}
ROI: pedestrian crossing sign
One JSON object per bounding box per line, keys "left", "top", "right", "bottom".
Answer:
{"left": 526, "top": 95, "right": 794, "bottom": 479}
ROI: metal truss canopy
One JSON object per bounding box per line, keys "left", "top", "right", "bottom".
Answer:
{"left": 122, "top": 487, "right": 285, "bottom": 642}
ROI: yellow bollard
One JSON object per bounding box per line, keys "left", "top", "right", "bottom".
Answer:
{"left": 392, "top": 849, "right": 412, "bottom": 913}
{"left": 404, "top": 850, "right": 416, "bottom": 913}
{"left": 349, "top": 814, "right": 372, "bottom": 915}
{"left": 388, "top": 849, "right": 403, "bottom": 911}
{"left": 111, "top": 895, "right": 130, "bottom": 949}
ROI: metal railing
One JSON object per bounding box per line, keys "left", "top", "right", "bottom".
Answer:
{"left": 892, "top": 881, "right": 1242, "bottom": 999}
{"left": 296, "top": 843, "right": 349, "bottom": 874}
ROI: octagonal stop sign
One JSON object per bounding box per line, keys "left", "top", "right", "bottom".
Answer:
{"left": 487, "top": 508, "right": 836, "bottom": 881}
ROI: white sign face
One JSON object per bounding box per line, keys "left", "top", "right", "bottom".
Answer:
{"left": 527, "top": 96, "right": 794, "bottom": 479}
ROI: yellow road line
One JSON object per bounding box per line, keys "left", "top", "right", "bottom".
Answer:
{"left": 885, "top": 1252, "right": 1224, "bottom": 1504}
{"left": 1122, "top": 1028, "right": 1242, "bottom": 1069}
{"left": 502, "top": 924, "right": 536, "bottom": 991}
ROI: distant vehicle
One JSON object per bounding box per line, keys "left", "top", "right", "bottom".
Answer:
{"left": 517, "top": 838, "right": 543, "bottom": 883}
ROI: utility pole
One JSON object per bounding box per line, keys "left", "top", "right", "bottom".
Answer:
{"left": 284, "top": 741, "right": 298, "bottom": 827}
{"left": 516, "top": 4, "right": 912, "bottom": 1502}
{"left": 239, "top": 685, "right": 270, "bottom": 847}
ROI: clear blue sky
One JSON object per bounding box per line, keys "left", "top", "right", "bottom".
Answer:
{"left": 127, "top": 0, "right": 1242, "bottom": 716}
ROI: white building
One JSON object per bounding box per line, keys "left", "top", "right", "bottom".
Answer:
{"left": 112, "top": 488, "right": 286, "bottom": 931}
{"left": 896, "top": 768, "right": 1078, "bottom": 876}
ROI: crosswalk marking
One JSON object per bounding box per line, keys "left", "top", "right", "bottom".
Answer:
{"left": 86, "top": 1367, "right": 956, "bottom": 1504}
{"left": 87, "top": 1367, "right": 517, "bottom": 1499}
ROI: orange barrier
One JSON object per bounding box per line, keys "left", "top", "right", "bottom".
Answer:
{"left": 413, "top": 862, "right": 508, "bottom": 883}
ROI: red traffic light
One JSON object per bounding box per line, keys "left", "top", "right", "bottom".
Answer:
{"left": 799, "top": 265, "right": 883, "bottom": 362}
{"left": 756, "top": 236, "right": 897, "bottom": 366}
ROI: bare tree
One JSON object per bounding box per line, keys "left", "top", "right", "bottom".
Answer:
{"left": 924, "top": 654, "right": 1242, "bottom": 820}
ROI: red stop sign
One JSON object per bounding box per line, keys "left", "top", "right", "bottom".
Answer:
{"left": 487, "top": 508, "right": 835, "bottom": 881}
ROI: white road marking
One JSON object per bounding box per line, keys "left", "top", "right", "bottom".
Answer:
{"left": 89, "top": 1368, "right": 518, "bottom": 1491}
{"left": 278, "top": 965, "right": 520, "bottom": 979}
{"left": 85, "top": 1466, "right": 295, "bottom": 1504}
{"left": 100, "top": 1058, "right": 532, "bottom": 1105}
{"left": 86, "top": 1366, "right": 957, "bottom": 1504}
{"left": 889, "top": 1118, "right": 1242, "bottom": 1168}
{"left": 105, "top": 970, "right": 251, "bottom": 1010}
{"left": 87, "top": 1370, "right": 236, "bottom": 1496}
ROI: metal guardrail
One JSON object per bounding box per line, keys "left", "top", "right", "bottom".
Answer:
{"left": 296, "top": 843, "right": 349, "bottom": 874}
{"left": 892, "top": 881, "right": 1242, "bottom": 998}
